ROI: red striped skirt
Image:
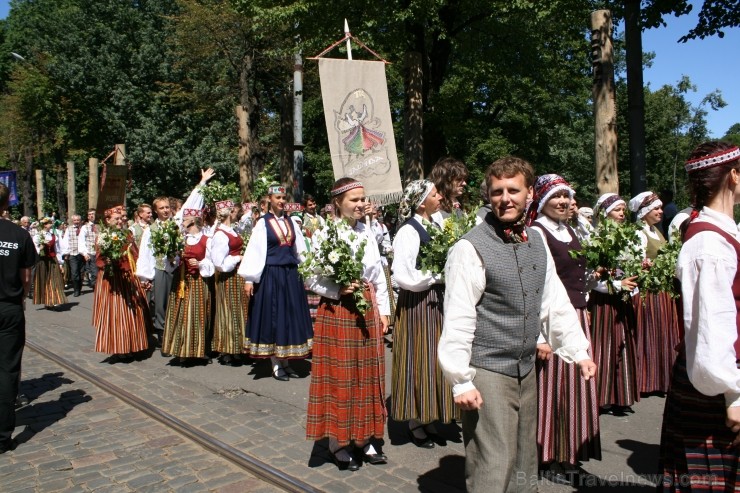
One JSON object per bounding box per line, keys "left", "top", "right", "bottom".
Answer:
{"left": 633, "top": 291, "right": 681, "bottom": 394}
{"left": 212, "top": 269, "right": 247, "bottom": 356}
{"left": 537, "top": 307, "right": 601, "bottom": 465}
{"left": 588, "top": 291, "right": 640, "bottom": 408}
{"left": 659, "top": 353, "right": 740, "bottom": 491}
{"left": 390, "top": 286, "right": 458, "bottom": 424}
{"left": 93, "top": 268, "right": 151, "bottom": 355}
{"left": 33, "top": 257, "right": 67, "bottom": 306}
{"left": 163, "top": 270, "right": 211, "bottom": 359}
{"left": 306, "top": 292, "right": 386, "bottom": 446}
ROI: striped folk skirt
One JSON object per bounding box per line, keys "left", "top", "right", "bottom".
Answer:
{"left": 382, "top": 262, "right": 396, "bottom": 327}
{"left": 162, "top": 269, "right": 212, "bottom": 359}
{"left": 588, "top": 291, "right": 640, "bottom": 408}
{"left": 659, "top": 353, "right": 740, "bottom": 491}
{"left": 306, "top": 292, "right": 386, "bottom": 446}
{"left": 633, "top": 292, "right": 681, "bottom": 394}
{"left": 93, "top": 266, "right": 151, "bottom": 355}
{"left": 246, "top": 264, "right": 313, "bottom": 359}
{"left": 390, "top": 286, "right": 459, "bottom": 424}
{"left": 212, "top": 269, "right": 248, "bottom": 356}
{"left": 536, "top": 308, "right": 601, "bottom": 465}
{"left": 306, "top": 290, "right": 321, "bottom": 325}
{"left": 33, "top": 257, "right": 68, "bottom": 306}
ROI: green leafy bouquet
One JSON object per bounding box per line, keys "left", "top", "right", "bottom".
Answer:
{"left": 569, "top": 218, "right": 642, "bottom": 298}
{"left": 96, "top": 225, "right": 129, "bottom": 275}
{"left": 201, "top": 181, "right": 240, "bottom": 206}
{"left": 239, "top": 230, "right": 251, "bottom": 255}
{"left": 300, "top": 219, "right": 370, "bottom": 314}
{"left": 635, "top": 232, "right": 682, "bottom": 298}
{"left": 36, "top": 232, "right": 47, "bottom": 257}
{"left": 150, "top": 219, "right": 184, "bottom": 265}
{"left": 419, "top": 205, "right": 480, "bottom": 275}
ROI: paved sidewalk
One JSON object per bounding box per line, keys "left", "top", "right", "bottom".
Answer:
{"left": 4, "top": 348, "right": 277, "bottom": 492}
{"left": 9, "top": 290, "right": 666, "bottom": 492}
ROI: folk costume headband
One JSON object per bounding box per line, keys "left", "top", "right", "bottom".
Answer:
{"left": 331, "top": 180, "right": 363, "bottom": 197}
{"left": 104, "top": 205, "right": 124, "bottom": 218}
{"left": 215, "top": 200, "right": 234, "bottom": 211}
{"left": 595, "top": 193, "right": 625, "bottom": 217}
{"left": 685, "top": 146, "right": 740, "bottom": 173}
{"left": 628, "top": 191, "right": 662, "bottom": 220}
{"left": 398, "top": 180, "right": 434, "bottom": 222}
{"left": 268, "top": 185, "right": 286, "bottom": 195}
{"left": 181, "top": 208, "right": 202, "bottom": 218}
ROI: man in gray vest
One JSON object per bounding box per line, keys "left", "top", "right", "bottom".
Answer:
{"left": 438, "top": 156, "right": 596, "bottom": 492}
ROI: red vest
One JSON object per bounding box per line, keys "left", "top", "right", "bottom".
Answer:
{"left": 44, "top": 235, "right": 57, "bottom": 258}
{"left": 217, "top": 227, "right": 243, "bottom": 257}
{"left": 684, "top": 221, "right": 740, "bottom": 359}
{"left": 183, "top": 234, "right": 209, "bottom": 275}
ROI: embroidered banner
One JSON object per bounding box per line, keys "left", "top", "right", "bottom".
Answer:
{"left": 96, "top": 164, "right": 127, "bottom": 216}
{"left": 0, "top": 171, "right": 19, "bottom": 206}
{"left": 318, "top": 58, "right": 402, "bottom": 205}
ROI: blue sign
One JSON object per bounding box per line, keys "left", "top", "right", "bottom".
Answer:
{"left": 0, "top": 171, "right": 19, "bottom": 206}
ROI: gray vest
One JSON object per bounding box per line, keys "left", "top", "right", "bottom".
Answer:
{"left": 463, "top": 219, "right": 547, "bottom": 378}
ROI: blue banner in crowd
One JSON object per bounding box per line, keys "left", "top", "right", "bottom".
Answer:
{"left": 0, "top": 171, "right": 19, "bottom": 206}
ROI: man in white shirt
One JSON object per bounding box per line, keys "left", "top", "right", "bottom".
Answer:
{"left": 61, "top": 214, "right": 85, "bottom": 297}
{"left": 438, "top": 157, "right": 596, "bottom": 492}
{"left": 78, "top": 209, "right": 99, "bottom": 289}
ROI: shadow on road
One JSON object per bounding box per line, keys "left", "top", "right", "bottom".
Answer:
{"left": 14, "top": 388, "right": 92, "bottom": 445}
{"left": 19, "top": 372, "right": 74, "bottom": 401}
{"left": 417, "top": 454, "right": 466, "bottom": 492}
{"left": 617, "top": 439, "right": 660, "bottom": 476}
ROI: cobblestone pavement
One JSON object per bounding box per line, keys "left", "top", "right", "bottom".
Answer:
{"left": 5, "top": 289, "right": 665, "bottom": 492}
{"left": 4, "top": 349, "right": 278, "bottom": 492}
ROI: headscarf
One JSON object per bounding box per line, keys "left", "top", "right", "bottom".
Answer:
{"left": 628, "top": 191, "right": 662, "bottom": 220}
{"left": 526, "top": 174, "right": 574, "bottom": 225}
{"left": 594, "top": 193, "right": 625, "bottom": 219}
{"left": 398, "top": 180, "right": 434, "bottom": 222}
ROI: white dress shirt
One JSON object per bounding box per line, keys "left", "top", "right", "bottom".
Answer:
{"left": 391, "top": 215, "right": 442, "bottom": 291}
{"left": 305, "top": 220, "right": 390, "bottom": 316}
{"left": 237, "top": 214, "right": 307, "bottom": 283}
{"left": 667, "top": 207, "right": 693, "bottom": 243}
{"left": 677, "top": 206, "right": 740, "bottom": 407}
{"left": 210, "top": 225, "right": 241, "bottom": 273}
{"left": 438, "top": 236, "right": 590, "bottom": 397}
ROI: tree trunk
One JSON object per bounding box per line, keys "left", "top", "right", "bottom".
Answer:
{"left": 591, "top": 10, "right": 619, "bottom": 195}
{"left": 625, "top": 0, "right": 647, "bottom": 198}
{"left": 403, "top": 51, "right": 424, "bottom": 182}
{"left": 67, "top": 161, "right": 76, "bottom": 218}
{"left": 88, "top": 157, "right": 99, "bottom": 211}
{"left": 35, "top": 169, "right": 44, "bottom": 218}
{"left": 55, "top": 166, "right": 66, "bottom": 220}
{"left": 237, "top": 55, "right": 262, "bottom": 201}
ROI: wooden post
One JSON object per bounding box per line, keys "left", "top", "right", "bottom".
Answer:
{"left": 114, "top": 144, "right": 126, "bottom": 208}
{"left": 591, "top": 10, "right": 619, "bottom": 195}
{"left": 88, "top": 158, "right": 99, "bottom": 210}
{"left": 66, "top": 161, "right": 75, "bottom": 217}
{"left": 625, "top": 0, "right": 647, "bottom": 198}
{"left": 35, "top": 169, "right": 44, "bottom": 218}
{"left": 293, "top": 53, "right": 304, "bottom": 202}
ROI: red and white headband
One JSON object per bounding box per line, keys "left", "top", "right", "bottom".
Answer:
{"left": 685, "top": 146, "right": 740, "bottom": 173}
{"left": 330, "top": 180, "right": 363, "bottom": 197}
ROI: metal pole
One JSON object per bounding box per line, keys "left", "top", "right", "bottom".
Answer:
{"left": 293, "top": 53, "right": 304, "bottom": 202}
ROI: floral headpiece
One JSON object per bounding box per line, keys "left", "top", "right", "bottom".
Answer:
{"left": 628, "top": 191, "right": 662, "bottom": 220}
{"left": 685, "top": 146, "right": 740, "bottom": 173}
{"left": 268, "top": 185, "right": 286, "bottom": 195}
{"left": 594, "top": 193, "right": 625, "bottom": 217}
{"left": 181, "top": 208, "right": 203, "bottom": 218}
{"left": 330, "top": 180, "right": 363, "bottom": 197}
{"left": 215, "top": 200, "right": 234, "bottom": 211}
{"left": 104, "top": 205, "right": 124, "bottom": 219}
{"left": 398, "top": 180, "right": 434, "bottom": 222}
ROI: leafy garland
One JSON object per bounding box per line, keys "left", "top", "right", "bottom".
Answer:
{"left": 635, "top": 231, "right": 682, "bottom": 298}
{"left": 569, "top": 218, "right": 642, "bottom": 297}
{"left": 418, "top": 204, "right": 480, "bottom": 275}
{"left": 36, "top": 231, "right": 48, "bottom": 257}
{"left": 201, "top": 181, "right": 240, "bottom": 206}
{"left": 300, "top": 219, "right": 369, "bottom": 314}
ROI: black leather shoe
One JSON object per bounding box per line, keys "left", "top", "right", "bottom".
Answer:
{"left": 356, "top": 446, "right": 387, "bottom": 465}
{"left": 330, "top": 448, "right": 360, "bottom": 471}
{"left": 408, "top": 427, "right": 435, "bottom": 449}
{"left": 0, "top": 439, "right": 17, "bottom": 454}
{"left": 272, "top": 369, "right": 289, "bottom": 381}
{"left": 284, "top": 366, "right": 301, "bottom": 378}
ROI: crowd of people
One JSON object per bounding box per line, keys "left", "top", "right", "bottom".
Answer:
{"left": 2, "top": 141, "right": 739, "bottom": 492}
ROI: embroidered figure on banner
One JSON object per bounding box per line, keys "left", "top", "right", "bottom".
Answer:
{"left": 334, "top": 88, "right": 392, "bottom": 179}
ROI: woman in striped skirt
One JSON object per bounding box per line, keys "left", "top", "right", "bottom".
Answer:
{"left": 628, "top": 191, "right": 681, "bottom": 395}
{"left": 32, "top": 217, "right": 67, "bottom": 308}
{"left": 588, "top": 193, "right": 640, "bottom": 412}
{"left": 306, "top": 177, "right": 391, "bottom": 471}
{"left": 660, "top": 141, "right": 740, "bottom": 491}
{"left": 92, "top": 206, "right": 151, "bottom": 360}
{"left": 527, "top": 175, "right": 601, "bottom": 477}
{"left": 162, "top": 208, "right": 214, "bottom": 362}
{"left": 210, "top": 199, "right": 248, "bottom": 365}
{"left": 390, "top": 180, "right": 458, "bottom": 448}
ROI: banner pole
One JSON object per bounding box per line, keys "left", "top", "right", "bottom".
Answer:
{"left": 344, "top": 19, "right": 352, "bottom": 60}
